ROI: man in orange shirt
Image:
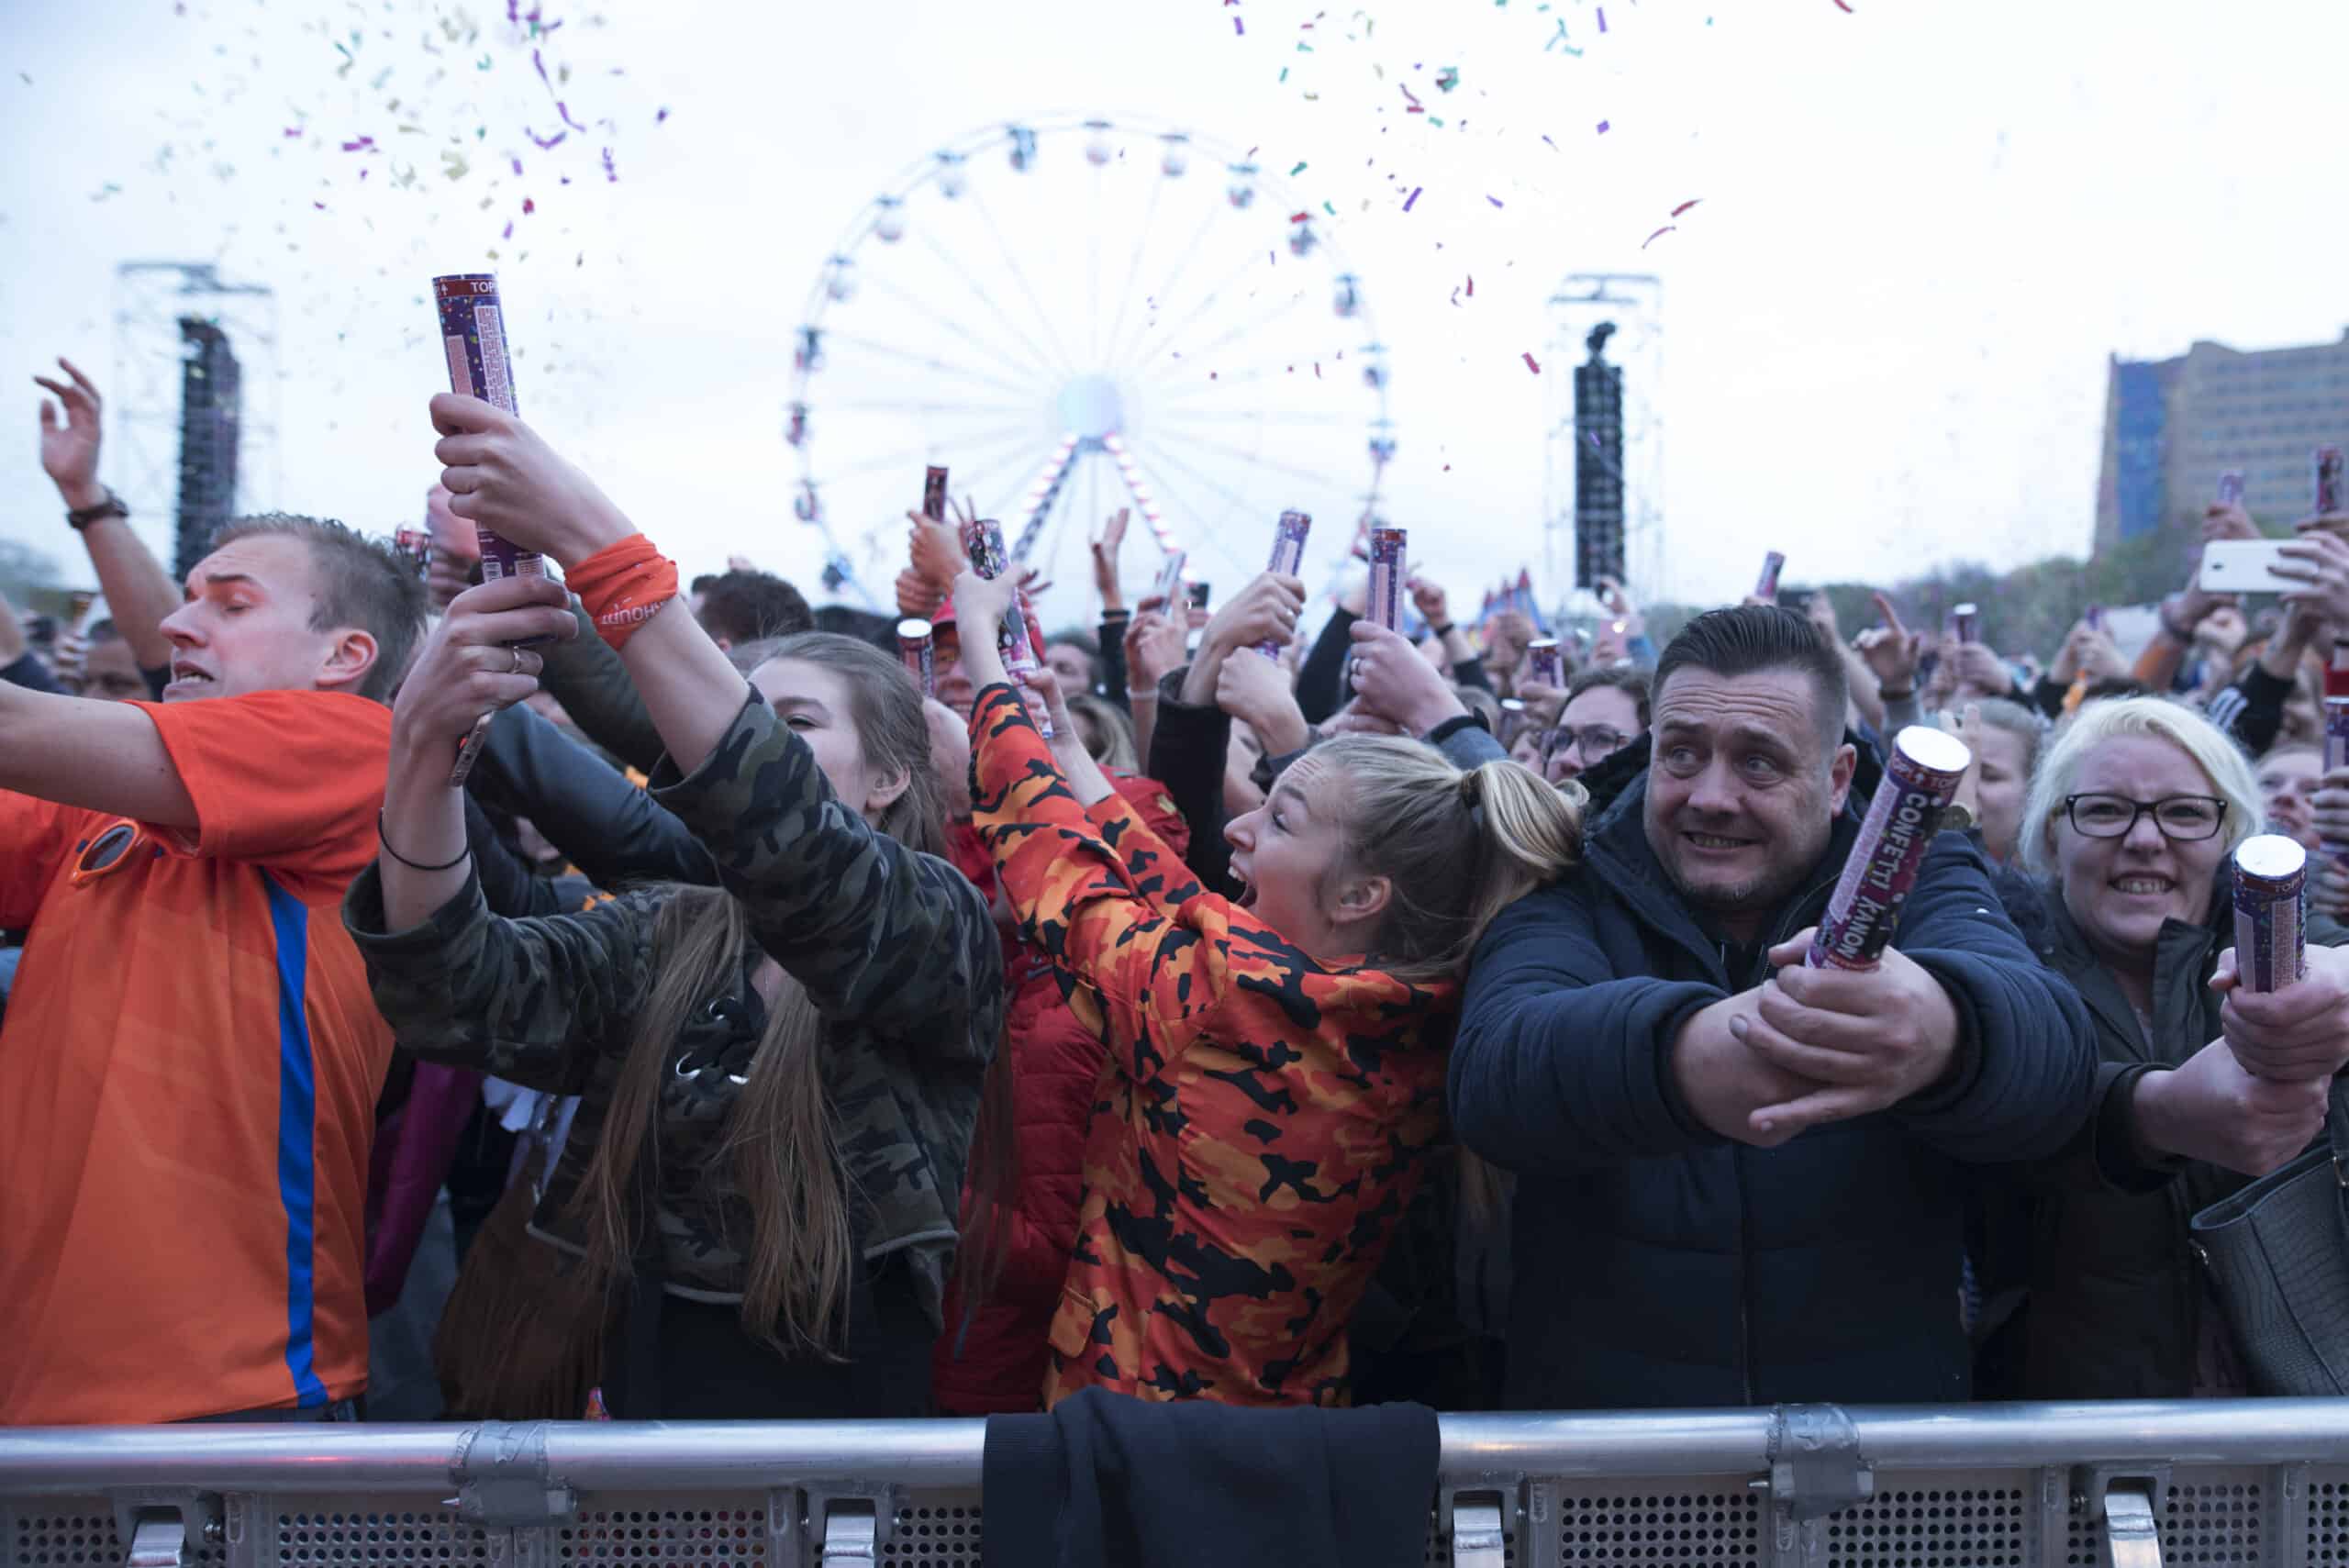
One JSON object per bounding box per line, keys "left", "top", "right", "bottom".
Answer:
{"left": 0, "top": 473, "right": 429, "bottom": 1421}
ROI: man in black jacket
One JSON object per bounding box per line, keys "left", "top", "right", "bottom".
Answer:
{"left": 1450, "top": 605, "right": 2099, "bottom": 1409}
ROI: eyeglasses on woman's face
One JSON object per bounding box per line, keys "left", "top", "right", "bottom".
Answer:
{"left": 2062, "top": 793, "right": 2229, "bottom": 842}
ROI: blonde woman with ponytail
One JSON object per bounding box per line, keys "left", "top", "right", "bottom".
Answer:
{"left": 951, "top": 567, "right": 1579, "bottom": 1408}
{"left": 346, "top": 401, "right": 1006, "bottom": 1418}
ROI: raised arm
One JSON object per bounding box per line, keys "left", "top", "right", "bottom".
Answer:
{"left": 429, "top": 394, "right": 993, "bottom": 1045}
{"left": 36, "top": 357, "right": 180, "bottom": 672}
{"left": 0, "top": 679, "right": 195, "bottom": 826}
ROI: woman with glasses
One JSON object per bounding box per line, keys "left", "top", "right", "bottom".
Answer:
{"left": 1982, "top": 696, "right": 2335, "bottom": 1397}
{"left": 1531, "top": 666, "right": 1649, "bottom": 786}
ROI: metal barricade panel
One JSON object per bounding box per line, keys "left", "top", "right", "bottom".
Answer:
{"left": 878, "top": 1493, "right": 979, "bottom": 1568}
{"left": 1820, "top": 1471, "right": 2033, "bottom": 1568}
{"left": 7, "top": 1501, "right": 226, "bottom": 1568}
{"left": 2310, "top": 1473, "right": 2349, "bottom": 1567}
{"left": 268, "top": 1498, "right": 493, "bottom": 1567}
{"left": 1548, "top": 1480, "right": 1763, "bottom": 1566}
{"left": 556, "top": 1494, "right": 770, "bottom": 1566}
{"left": 2063, "top": 1470, "right": 2274, "bottom": 1568}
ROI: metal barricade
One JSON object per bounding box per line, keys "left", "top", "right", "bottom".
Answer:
{"left": 6, "top": 1401, "right": 2349, "bottom": 1568}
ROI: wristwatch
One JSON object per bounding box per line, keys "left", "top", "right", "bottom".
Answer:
{"left": 1939, "top": 800, "right": 1978, "bottom": 833}
{"left": 65, "top": 488, "right": 129, "bottom": 531}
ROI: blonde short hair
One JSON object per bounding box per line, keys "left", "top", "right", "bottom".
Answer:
{"left": 2019, "top": 696, "right": 2262, "bottom": 879}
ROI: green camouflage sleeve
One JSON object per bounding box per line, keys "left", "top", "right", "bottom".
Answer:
{"left": 343, "top": 861, "right": 661, "bottom": 1093}
{"left": 651, "top": 691, "right": 996, "bottom": 1059}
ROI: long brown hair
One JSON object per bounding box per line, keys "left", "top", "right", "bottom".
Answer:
{"left": 568, "top": 632, "right": 1011, "bottom": 1353}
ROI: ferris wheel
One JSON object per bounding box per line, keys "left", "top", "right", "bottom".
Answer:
{"left": 787, "top": 114, "right": 1396, "bottom": 630}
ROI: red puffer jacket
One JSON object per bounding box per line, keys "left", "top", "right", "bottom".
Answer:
{"left": 932, "top": 770, "right": 1188, "bottom": 1415}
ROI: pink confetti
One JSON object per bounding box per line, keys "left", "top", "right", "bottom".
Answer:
{"left": 1288, "top": 209, "right": 1311, "bottom": 223}
{"left": 1403, "top": 185, "right": 1422, "bottom": 211}
{"left": 1466, "top": 274, "right": 1475, "bottom": 296}
{"left": 340, "top": 135, "right": 375, "bottom": 152}
{"left": 1522, "top": 352, "right": 1542, "bottom": 374}
{"left": 522, "top": 196, "right": 536, "bottom": 214}
{"left": 1642, "top": 225, "right": 1675, "bottom": 248}
{"left": 1671, "top": 197, "right": 1701, "bottom": 217}
{"left": 1832, "top": 0, "right": 1854, "bottom": 9}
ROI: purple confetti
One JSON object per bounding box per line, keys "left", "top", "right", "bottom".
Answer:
{"left": 556, "top": 99, "right": 584, "bottom": 131}
{"left": 1597, "top": 119, "right": 1609, "bottom": 134}
{"left": 510, "top": 155, "right": 523, "bottom": 174}
{"left": 528, "top": 127, "right": 567, "bottom": 149}
{"left": 502, "top": 220, "right": 514, "bottom": 239}
{"left": 1542, "top": 133, "right": 1560, "bottom": 149}
{"left": 601, "top": 146, "right": 616, "bottom": 182}
{"left": 1598, "top": 6, "right": 1608, "bottom": 30}
{"left": 656, "top": 106, "right": 670, "bottom": 123}
{"left": 282, "top": 125, "right": 305, "bottom": 139}
{"left": 1234, "top": 14, "right": 1243, "bottom": 31}
{"left": 1486, "top": 194, "right": 1504, "bottom": 207}
{"left": 340, "top": 134, "right": 375, "bottom": 151}
{"left": 1403, "top": 184, "right": 1422, "bottom": 211}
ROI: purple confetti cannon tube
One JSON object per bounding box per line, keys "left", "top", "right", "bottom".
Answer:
{"left": 1255, "top": 509, "right": 1312, "bottom": 658}
{"left": 962, "top": 516, "right": 1052, "bottom": 736}
{"left": 2318, "top": 448, "right": 2345, "bottom": 517}
{"left": 1525, "top": 638, "right": 1564, "bottom": 688}
{"left": 1754, "top": 550, "right": 1786, "bottom": 601}
{"left": 2217, "top": 469, "right": 2246, "bottom": 508}
{"left": 1367, "top": 525, "right": 1408, "bottom": 632}
{"left": 1807, "top": 726, "right": 1972, "bottom": 971}
{"left": 1497, "top": 698, "right": 1527, "bottom": 749}
{"left": 897, "top": 617, "right": 936, "bottom": 697}
{"left": 1952, "top": 603, "right": 1980, "bottom": 644}
{"left": 2233, "top": 834, "right": 2307, "bottom": 995}
{"left": 923, "top": 464, "right": 950, "bottom": 522}
{"left": 432, "top": 273, "right": 547, "bottom": 591}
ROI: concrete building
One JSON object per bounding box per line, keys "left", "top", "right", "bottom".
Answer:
{"left": 2095, "top": 329, "right": 2349, "bottom": 551}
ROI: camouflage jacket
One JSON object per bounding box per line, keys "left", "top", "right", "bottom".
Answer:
{"left": 968, "top": 685, "right": 1458, "bottom": 1407}
{"left": 345, "top": 691, "right": 1001, "bottom": 1330}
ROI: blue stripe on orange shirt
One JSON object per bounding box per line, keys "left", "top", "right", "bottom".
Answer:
{"left": 264, "top": 873, "right": 329, "bottom": 1409}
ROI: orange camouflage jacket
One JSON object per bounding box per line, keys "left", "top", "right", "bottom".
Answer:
{"left": 969, "top": 684, "right": 1458, "bottom": 1407}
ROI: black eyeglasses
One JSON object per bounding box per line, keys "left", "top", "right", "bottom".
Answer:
{"left": 2063, "top": 793, "right": 2230, "bottom": 842}
{"left": 1546, "top": 724, "right": 1632, "bottom": 761}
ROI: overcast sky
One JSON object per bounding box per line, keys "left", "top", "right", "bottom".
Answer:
{"left": 5, "top": 0, "right": 2346, "bottom": 628}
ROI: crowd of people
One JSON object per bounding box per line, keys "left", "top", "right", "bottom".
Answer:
{"left": 4, "top": 351, "right": 2349, "bottom": 1428}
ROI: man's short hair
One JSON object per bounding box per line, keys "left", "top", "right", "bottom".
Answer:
{"left": 688, "top": 573, "right": 721, "bottom": 597}
{"left": 1564, "top": 664, "right": 1653, "bottom": 729}
{"left": 209, "top": 515, "right": 429, "bottom": 704}
{"left": 1652, "top": 605, "right": 1846, "bottom": 751}
{"left": 695, "top": 570, "right": 813, "bottom": 647}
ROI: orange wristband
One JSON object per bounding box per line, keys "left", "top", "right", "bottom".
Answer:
{"left": 568, "top": 533, "right": 679, "bottom": 651}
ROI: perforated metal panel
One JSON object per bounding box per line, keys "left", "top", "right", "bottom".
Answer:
{"left": 2067, "top": 1472, "right": 2272, "bottom": 1568}
{"left": 274, "top": 1506, "right": 489, "bottom": 1566}
{"left": 1552, "top": 1484, "right": 1761, "bottom": 1566}
{"left": 557, "top": 1496, "right": 767, "bottom": 1566}
{"left": 2310, "top": 1473, "right": 2349, "bottom": 1566}
{"left": 880, "top": 1495, "right": 979, "bottom": 1568}
{"left": 1822, "top": 1480, "right": 2031, "bottom": 1568}
{"left": 6, "top": 1504, "right": 224, "bottom": 1568}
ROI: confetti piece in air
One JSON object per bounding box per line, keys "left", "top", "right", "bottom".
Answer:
{"left": 1486, "top": 194, "right": 1504, "bottom": 207}
{"left": 601, "top": 146, "right": 616, "bottom": 181}
{"left": 1522, "top": 352, "right": 1541, "bottom": 374}
{"left": 1671, "top": 197, "right": 1701, "bottom": 217}
{"left": 522, "top": 196, "right": 535, "bottom": 213}
{"left": 529, "top": 128, "right": 567, "bottom": 149}
{"left": 1598, "top": 6, "right": 1607, "bottom": 30}
{"left": 282, "top": 125, "right": 305, "bottom": 139}
{"left": 1595, "top": 120, "right": 1609, "bottom": 134}
{"left": 502, "top": 220, "right": 513, "bottom": 239}
{"left": 1403, "top": 185, "right": 1422, "bottom": 211}
{"left": 1641, "top": 225, "right": 1675, "bottom": 248}
{"left": 656, "top": 106, "right": 670, "bottom": 122}
{"left": 1435, "top": 65, "right": 1459, "bottom": 92}
{"left": 1832, "top": 0, "right": 1854, "bottom": 9}
{"left": 1466, "top": 274, "right": 1475, "bottom": 296}
{"left": 1235, "top": 16, "right": 1244, "bottom": 32}
{"left": 1289, "top": 210, "right": 1311, "bottom": 222}
{"left": 1290, "top": 161, "right": 1307, "bottom": 174}
{"left": 341, "top": 135, "right": 375, "bottom": 151}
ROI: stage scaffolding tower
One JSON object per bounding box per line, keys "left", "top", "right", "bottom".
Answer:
{"left": 1543, "top": 273, "right": 1664, "bottom": 613}
{"left": 111, "top": 263, "right": 280, "bottom": 582}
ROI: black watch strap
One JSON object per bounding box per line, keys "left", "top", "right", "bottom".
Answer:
{"left": 65, "top": 488, "right": 129, "bottom": 531}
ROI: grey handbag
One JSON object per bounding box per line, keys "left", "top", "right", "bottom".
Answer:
{"left": 2188, "top": 1081, "right": 2349, "bottom": 1395}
